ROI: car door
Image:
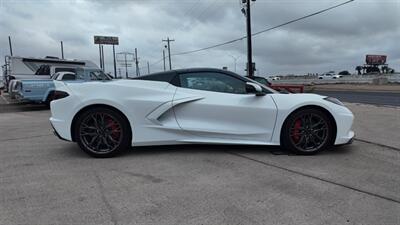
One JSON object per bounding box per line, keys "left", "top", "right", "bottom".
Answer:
{"left": 172, "top": 71, "right": 278, "bottom": 143}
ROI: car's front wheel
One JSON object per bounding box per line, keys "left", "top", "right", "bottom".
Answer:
{"left": 74, "top": 107, "right": 131, "bottom": 157}
{"left": 281, "top": 108, "right": 334, "bottom": 155}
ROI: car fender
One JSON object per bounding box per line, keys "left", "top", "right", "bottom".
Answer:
{"left": 269, "top": 94, "right": 341, "bottom": 145}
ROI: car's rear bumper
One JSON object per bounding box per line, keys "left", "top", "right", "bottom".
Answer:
{"left": 50, "top": 117, "right": 72, "bottom": 141}
{"left": 51, "top": 122, "right": 70, "bottom": 142}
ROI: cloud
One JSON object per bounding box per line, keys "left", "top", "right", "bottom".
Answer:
{"left": 1, "top": 0, "right": 399, "bottom": 76}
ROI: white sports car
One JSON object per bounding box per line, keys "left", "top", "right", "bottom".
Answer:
{"left": 50, "top": 68, "right": 354, "bottom": 157}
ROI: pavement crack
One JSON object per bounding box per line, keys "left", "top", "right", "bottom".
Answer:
{"left": 94, "top": 172, "right": 119, "bottom": 225}
{"left": 354, "top": 138, "right": 400, "bottom": 151}
{"left": 227, "top": 151, "right": 400, "bottom": 205}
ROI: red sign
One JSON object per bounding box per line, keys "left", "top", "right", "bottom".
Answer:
{"left": 366, "top": 55, "right": 387, "bottom": 65}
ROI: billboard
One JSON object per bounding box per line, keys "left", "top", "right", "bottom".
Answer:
{"left": 366, "top": 55, "right": 387, "bottom": 65}
{"left": 94, "top": 36, "right": 119, "bottom": 45}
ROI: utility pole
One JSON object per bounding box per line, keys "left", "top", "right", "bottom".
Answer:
{"left": 163, "top": 49, "right": 166, "bottom": 71}
{"left": 243, "top": 0, "right": 255, "bottom": 78}
{"left": 60, "top": 41, "right": 64, "bottom": 59}
{"left": 124, "top": 53, "right": 128, "bottom": 78}
{"left": 8, "top": 36, "right": 13, "bottom": 56}
{"left": 147, "top": 61, "right": 150, "bottom": 74}
{"left": 134, "top": 48, "right": 140, "bottom": 76}
{"left": 162, "top": 37, "right": 174, "bottom": 70}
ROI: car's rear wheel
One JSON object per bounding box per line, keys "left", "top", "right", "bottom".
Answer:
{"left": 74, "top": 107, "right": 131, "bottom": 157}
{"left": 281, "top": 108, "right": 334, "bottom": 155}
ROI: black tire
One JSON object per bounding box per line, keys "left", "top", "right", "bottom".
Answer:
{"left": 74, "top": 107, "right": 131, "bottom": 158}
{"left": 281, "top": 108, "right": 334, "bottom": 155}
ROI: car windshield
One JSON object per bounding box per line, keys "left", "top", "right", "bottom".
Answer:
{"left": 75, "top": 68, "right": 112, "bottom": 81}
{"left": 252, "top": 77, "right": 269, "bottom": 86}
{"left": 89, "top": 71, "right": 111, "bottom": 80}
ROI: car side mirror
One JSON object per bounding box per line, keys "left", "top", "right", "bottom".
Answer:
{"left": 246, "top": 82, "right": 265, "bottom": 96}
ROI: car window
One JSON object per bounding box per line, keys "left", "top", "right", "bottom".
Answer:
{"left": 55, "top": 67, "right": 76, "bottom": 73}
{"left": 51, "top": 73, "right": 60, "bottom": 80}
{"left": 35, "top": 65, "right": 50, "bottom": 75}
{"left": 61, "top": 73, "right": 76, "bottom": 80}
{"left": 89, "top": 71, "right": 111, "bottom": 80}
{"left": 179, "top": 72, "right": 247, "bottom": 94}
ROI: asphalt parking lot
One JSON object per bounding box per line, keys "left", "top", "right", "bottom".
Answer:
{"left": 0, "top": 103, "right": 399, "bottom": 225}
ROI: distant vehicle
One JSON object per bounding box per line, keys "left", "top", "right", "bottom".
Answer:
{"left": 14, "top": 68, "right": 110, "bottom": 104}
{"left": 271, "top": 76, "right": 280, "bottom": 81}
{"left": 2, "top": 55, "right": 97, "bottom": 94}
{"left": 338, "top": 71, "right": 351, "bottom": 75}
{"left": 318, "top": 71, "right": 342, "bottom": 79}
{"left": 50, "top": 68, "right": 354, "bottom": 157}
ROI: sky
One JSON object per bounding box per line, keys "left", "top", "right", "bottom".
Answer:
{"left": 0, "top": 0, "right": 399, "bottom": 77}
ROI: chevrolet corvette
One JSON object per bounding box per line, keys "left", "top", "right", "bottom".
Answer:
{"left": 50, "top": 68, "right": 354, "bottom": 157}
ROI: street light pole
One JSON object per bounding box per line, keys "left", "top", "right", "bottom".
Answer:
{"left": 98, "top": 44, "right": 102, "bottom": 69}
{"left": 112, "top": 44, "right": 117, "bottom": 78}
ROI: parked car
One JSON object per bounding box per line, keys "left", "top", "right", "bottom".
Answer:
{"left": 50, "top": 68, "right": 354, "bottom": 157}
{"left": 338, "top": 70, "right": 351, "bottom": 75}
{"left": 2, "top": 55, "right": 97, "bottom": 97}
{"left": 14, "top": 68, "right": 111, "bottom": 104}
{"left": 270, "top": 76, "right": 281, "bottom": 81}
{"left": 318, "top": 71, "right": 342, "bottom": 79}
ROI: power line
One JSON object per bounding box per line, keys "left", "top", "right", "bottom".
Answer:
{"left": 143, "top": 0, "right": 354, "bottom": 70}
{"left": 172, "top": 0, "right": 354, "bottom": 56}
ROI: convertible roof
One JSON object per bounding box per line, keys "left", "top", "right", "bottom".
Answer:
{"left": 133, "top": 67, "right": 244, "bottom": 83}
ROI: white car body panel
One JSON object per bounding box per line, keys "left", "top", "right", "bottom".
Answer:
{"left": 50, "top": 76, "right": 354, "bottom": 148}
{"left": 172, "top": 87, "right": 277, "bottom": 142}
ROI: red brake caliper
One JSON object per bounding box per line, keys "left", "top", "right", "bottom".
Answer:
{"left": 107, "top": 118, "right": 119, "bottom": 140}
{"left": 292, "top": 119, "right": 302, "bottom": 143}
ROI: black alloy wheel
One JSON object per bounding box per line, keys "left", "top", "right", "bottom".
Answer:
{"left": 282, "top": 108, "right": 333, "bottom": 155}
{"left": 75, "top": 107, "right": 131, "bottom": 157}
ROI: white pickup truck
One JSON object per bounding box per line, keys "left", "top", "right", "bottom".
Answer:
{"left": 2, "top": 56, "right": 97, "bottom": 98}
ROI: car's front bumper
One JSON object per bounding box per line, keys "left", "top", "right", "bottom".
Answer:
{"left": 335, "top": 130, "right": 354, "bottom": 146}
{"left": 333, "top": 106, "right": 355, "bottom": 145}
